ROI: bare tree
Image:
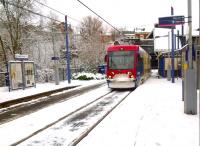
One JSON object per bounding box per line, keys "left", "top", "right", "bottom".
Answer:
{"left": 0, "top": 0, "right": 42, "bottom": 68}
{"left": 78, "top": 16, "right": 105, "bottom": 72}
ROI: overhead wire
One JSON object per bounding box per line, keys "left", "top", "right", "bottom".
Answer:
{"left": 77, "top": 0, "right": 121, "bottom": 34}
{"left": 3, "top": 0, "right": 96, "bottom": 32}
{"left": 33, "top": 0, "right": 81, "bottom": 23}
{"left": 2, "top": 0, "right": 119, "bottom": 34}
{"left": 2, "top": 0, "right": 115, "bottom": 42}
{"left": 34, "top": 0, "right": 121, "bottom": 34}
{"left": 2, "top": 0, "right": 62, "bottom": 23}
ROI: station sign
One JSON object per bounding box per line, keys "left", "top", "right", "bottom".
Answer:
{"left": 159, "top": 15, "right": 185, "bottom": 27}
{"left": 51, "top": 56, "right": 60, "bottom": 60}
{"left": 15, "top": 54, "right": 28, "bottom": 61}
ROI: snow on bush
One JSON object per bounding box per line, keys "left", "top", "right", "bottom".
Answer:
{"left": 72, "top": 72, "right": 105, "bottom": 80}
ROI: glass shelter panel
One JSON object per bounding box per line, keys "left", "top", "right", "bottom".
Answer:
{"left": 9, "top": 62, "right": 23, "bottom": 90}
{"left": 24, "top": 62, "right": 35, "bottom": 87}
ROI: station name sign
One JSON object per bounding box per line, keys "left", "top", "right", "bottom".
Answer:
{"left": 51, "top": 56, "right": 60, "bottom": 60}
{"left": 158, "top": 15, "right": 185, "bottom": 27}
{"left": 15, "top": 54, "right": 28, "bottom": 60}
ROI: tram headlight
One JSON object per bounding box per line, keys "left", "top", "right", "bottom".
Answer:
{"left": 127, "top": 72, "right": 132, "bottom": 75}
{"left": 108, "top": 75, "right": 112, "bottom": 79}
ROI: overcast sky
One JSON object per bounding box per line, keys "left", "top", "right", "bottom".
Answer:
{"left": 46, "top": 0, "right": 199, "bottom": 32}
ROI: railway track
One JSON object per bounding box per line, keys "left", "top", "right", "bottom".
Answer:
{"left": 6, "top": 89, "right": 133, "bottom": 146}
{"left": 0, "top": 82, "right": 105, "bottom": 124}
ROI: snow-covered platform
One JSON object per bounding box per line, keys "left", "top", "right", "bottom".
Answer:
{"left": 0, "top": 80, "right": 105, "bottom": 105}
{"left": 77, "top": 78, "right": 199, "bottom": 146}
{"left": 0, "top": 77, "right": 198, "bottom": 146}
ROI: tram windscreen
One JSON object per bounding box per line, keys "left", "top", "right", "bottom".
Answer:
{"left": 108, "top": 51, "right": 134, "bottom": 69}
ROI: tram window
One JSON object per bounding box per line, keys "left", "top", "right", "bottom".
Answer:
{"left": 108, "top": 51, "right": 134, "bottom": 69}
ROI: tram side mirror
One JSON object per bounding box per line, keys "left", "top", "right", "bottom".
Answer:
{"left": 104, "top": 55, "right": 108, "bottom": 62}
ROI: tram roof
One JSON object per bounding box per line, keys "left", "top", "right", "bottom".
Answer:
{"left": 107, "top": 45, "right": 140, "bottom": 52}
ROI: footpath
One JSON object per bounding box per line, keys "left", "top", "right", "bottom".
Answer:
{"left": 77, "top": 77, "right": 199, "bottom": 146}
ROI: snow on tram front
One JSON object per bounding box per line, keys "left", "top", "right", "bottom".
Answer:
{"left": 105, "top": 44, "right": 151, "bottom": 89}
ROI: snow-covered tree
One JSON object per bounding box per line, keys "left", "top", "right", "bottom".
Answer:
{"left": 0, "top": 0, "right": 41, "bottom": 60}
{"left": 77, "top": 16, "right": 106, "bottom": 72}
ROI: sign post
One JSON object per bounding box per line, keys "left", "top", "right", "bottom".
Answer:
{"left": 171, "top": 7, "right": 175, "bottom": 83}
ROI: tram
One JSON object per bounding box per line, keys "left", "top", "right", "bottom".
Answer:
{"left": 105, "top": 44, "right": 151, "bottom": 89}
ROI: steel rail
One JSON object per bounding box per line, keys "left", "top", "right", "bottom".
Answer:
{"left": 12, "top": 90, "right": 114, "bottom": 146}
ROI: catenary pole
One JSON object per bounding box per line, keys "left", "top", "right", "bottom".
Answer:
{"left": 199, "top": 0, "right": 200, "bottom": 115}
{"left": 65, "top": 15, "right": 71, "bottom": 84}
{"left": 182, "top": 24, "right": 185, "bottom": 101}
{"left": 188, "top": 1, "right": 193, "bottom": 69}
{"left": 52, "top": 25, "right": 59, "bottom": 85}
{"left": 171, "top": 7, "right": 175, "bottom": 83}
{"left": 184, "top": 0, "right": 197, "bottom": 114}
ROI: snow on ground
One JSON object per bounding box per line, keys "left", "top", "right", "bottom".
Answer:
{"left": 0, "top": 75, "right": 199, "bottom": 146}
{"left": 0, "top": 79, "right": 105, "bottom": 103}
{"left": 18, "top": 91, "right": 130, "bottom": 146}
{"left": 0, "top": 85, "right": 110, "bottom": 146}
{"left": 77, "top": 78, "right": 199, "bottom": 146}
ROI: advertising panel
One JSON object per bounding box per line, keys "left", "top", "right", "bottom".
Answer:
{"left": 24, "top": 62, "right": 35, "bottom": 87}
{"left": 9, "top": 61, "right": 23, "bottom": 90}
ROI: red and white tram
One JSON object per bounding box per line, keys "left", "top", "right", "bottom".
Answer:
{"left": 105, "top": 45, "right": 151, "bottom": 89}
